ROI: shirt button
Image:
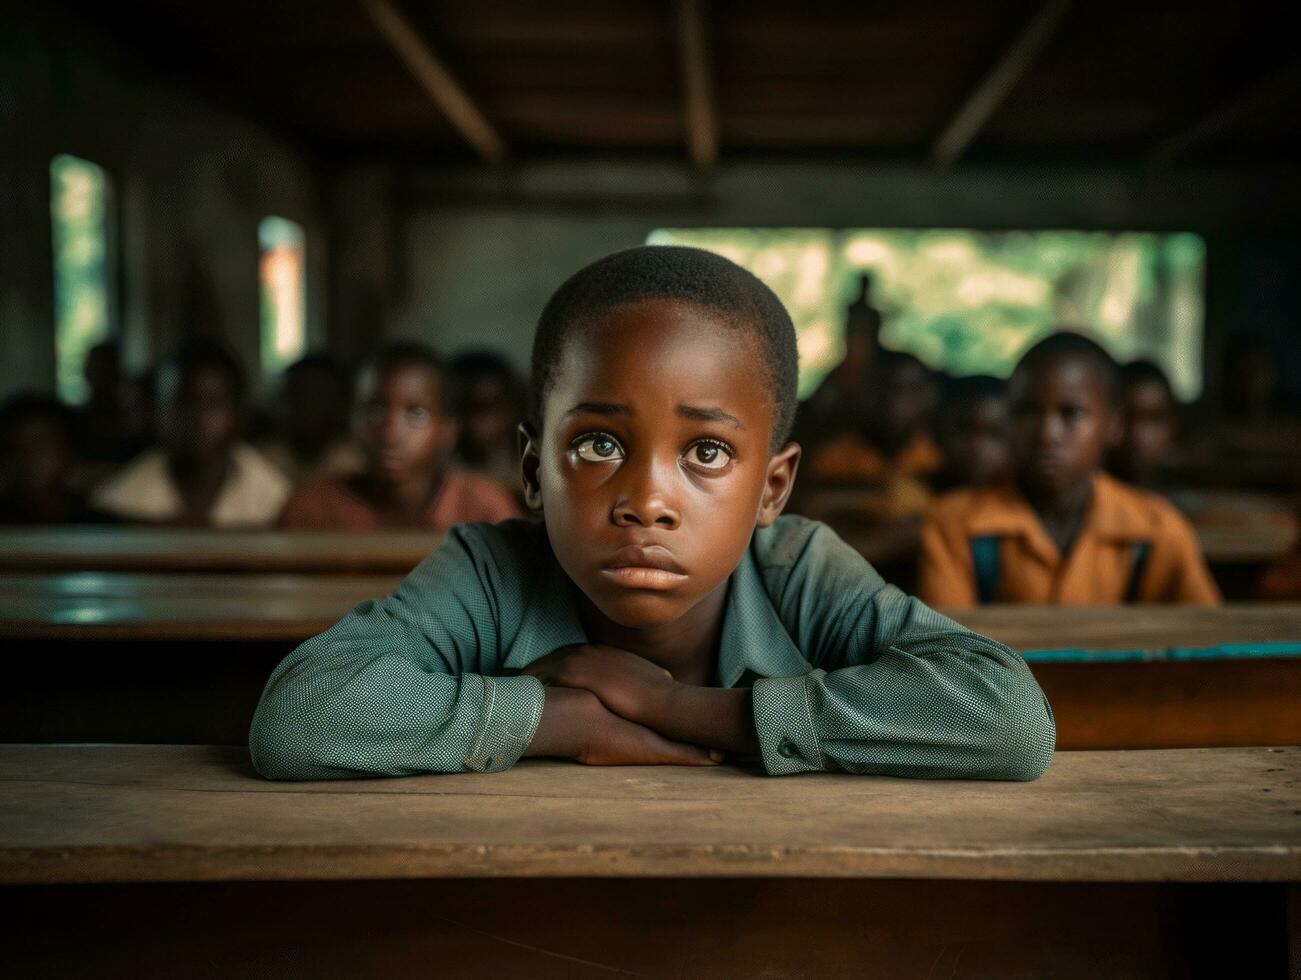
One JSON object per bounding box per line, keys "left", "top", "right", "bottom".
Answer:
{"left": 777, "top": 741, "right": 799, "bottom": 759}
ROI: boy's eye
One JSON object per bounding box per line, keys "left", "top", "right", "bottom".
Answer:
{"left": 572, "top": 433, "right": 624, "bottom": 462}
{"left": 405, "top": 407, "right": 431, "bottom": 427}
{"left": 684, "top": 440, "right": 732, "bottom": 470}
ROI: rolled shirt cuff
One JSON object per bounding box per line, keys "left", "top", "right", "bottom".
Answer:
{"left": 752, "top": 673, "right": 825, "bottom": 775}
{"left": 462, "top": 674, "right": 547, "bottom": 773}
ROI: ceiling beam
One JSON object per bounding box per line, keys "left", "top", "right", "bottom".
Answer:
{"left": 674, "top": 0, "right": 718, "bottom": 170}
{"left": 1149, "top": 59, "right": 1301, "bottom": 169}
{"left": 929, "top": 0, "right": 1072, "bottom": 170}
{"left": 362, "top": 0, "right": 506, "bottom": 165}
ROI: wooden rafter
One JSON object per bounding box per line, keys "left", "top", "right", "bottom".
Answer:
{"left": 674, "top": 0, "right": 718, "bottom": 170}
{"left": 362, "top": 0, "right": 507, "bottom": 164}
{"left": 929, "top": 0, "right": 1072, "bottom": 169}
{"left": 1149, "top": 59, "right": 1301, "bottom": 168}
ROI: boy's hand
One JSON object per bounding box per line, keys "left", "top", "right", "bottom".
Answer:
{"left": 522, "top": 644, "right": 678, "bottom": 726}
{"left": 525, "top": 686, "right": 720, "bottom": 766}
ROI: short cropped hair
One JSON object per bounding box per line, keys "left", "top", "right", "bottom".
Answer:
{"left": 363, "top": 341, "right": 454, "bottom": 415}
{"left": 1120, "top": 359, "right": 1175, "bottom": 399}
{"left": 939, "top": 374, "right": 1007, "bottom": 412}
{"left": 1013, "top": 331, "right": 1118, "bottom": 404}
{"left": 531, "top": 246, "right": 800, "bottom": 449}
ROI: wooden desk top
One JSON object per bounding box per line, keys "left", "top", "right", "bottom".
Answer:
{"left": 948, "top": 603, "right": 1301, "bottom": 654}
{"left": 0, "top": 526, "right": 442, "bottom": 574}
{"left": 2, "top": 571, "right": 1300, "bottom": 650}
{"left": 0, "top": 744, "right": 1297, "bottom": 885}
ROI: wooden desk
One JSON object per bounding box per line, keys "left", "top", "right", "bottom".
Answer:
{"left": 0, "top": 744, "right": 1296, "bottom": 976}
{"left": 3, "top": 576, "right": 1301, "bottom": 748}
{"left": 0, "top": 526, "right": 442, "bottom": 574}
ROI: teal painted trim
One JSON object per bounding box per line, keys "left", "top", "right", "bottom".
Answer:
{"left": 1021, "top": 642, "right": 1301, "bottom": 663}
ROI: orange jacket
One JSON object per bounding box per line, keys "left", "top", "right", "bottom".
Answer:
{"left": 918, "top": 472, "right": 1220, "bottom": 607}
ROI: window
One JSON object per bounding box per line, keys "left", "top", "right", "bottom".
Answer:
{"left": 259, "top": 216, "right": 306, "bottom": 376}
{"left": 646, "top": 228, "right": 1206, "bottom": 400}
{"left": 51, "top": 154, "right": 114, "bottom": 404}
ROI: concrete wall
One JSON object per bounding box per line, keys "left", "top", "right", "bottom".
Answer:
{"left": 0, "top": 3, "right": 324, "bottom": 402}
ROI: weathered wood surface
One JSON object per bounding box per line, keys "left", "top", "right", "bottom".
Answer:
{"left": 0, "top": 527, "right": 442, "bottom": 574}
{"left": 1, "top": 744, "right": 1298, "bottom": 885}
{"left": 948, "top": 602, "right": 1301, "bottom": 652}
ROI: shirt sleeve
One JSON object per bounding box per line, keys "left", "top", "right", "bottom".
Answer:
{"left": 752, "top": 523, "right": 1055, "bottom": 780}
{"left": 917, "top": 509, "right": 980, "bottom": 607}
{"left": 248, "top": 524, "right": 547, "bottom": 780}
{"left": 1154, "top": 508, "right": 1222, "bottom": 605}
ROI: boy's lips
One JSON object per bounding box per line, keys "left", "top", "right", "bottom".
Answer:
{"left": 601, "top": 545, "right": 688, "bottom": 590}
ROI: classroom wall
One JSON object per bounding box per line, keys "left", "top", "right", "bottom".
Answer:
{"left": 350, "top": 159, "right": 1301, "bottom": 411}
{"left": 0, "top": 3, "right": 325, "bottom": 402}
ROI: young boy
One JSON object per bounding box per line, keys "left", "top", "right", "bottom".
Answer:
{"left": 258, "top": 353, "right": 363, "bottom": 484}
{"left": 250, "top": 247, "right": 1054, "bottom": 780}
{"left": 805, "top": 350, "right": 943, "bottom": 484}
{"left": 278, "top": 343, "right": 521, "bottom": 529}
{"left": 0, "top": 394, "right": 101, "bottom": 524}
{"left": 91, "top": 342, "right": 290, "bottom": 527}
{"left": 448, "top": 349, "right": 530, "bottom": 494}
{"left": 931, "top": 375, "right": 1011, "bottom": 493}
{"left": 919, "top": 332, "right": 1219, "bottom": 607}
{"left": 1107, "top": 360, "right": 1178, "bottom": 490}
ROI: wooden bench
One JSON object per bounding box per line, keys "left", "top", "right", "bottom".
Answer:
{"left": 0, "top": 744, "right": 1296, "bottom": 976}
{"left": 3, "top": 573, "right": 1300, "bottom": 748}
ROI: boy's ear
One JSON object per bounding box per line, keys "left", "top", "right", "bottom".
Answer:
{"left": 518, "top": 421, "right": 544, "bottom": 512}
{"left": 757, "top": 442, "right": 801, "bottom": 528}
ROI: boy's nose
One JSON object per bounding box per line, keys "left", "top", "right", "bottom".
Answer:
{"left": 610, "top": 460, "right": 681, "bottom": 530}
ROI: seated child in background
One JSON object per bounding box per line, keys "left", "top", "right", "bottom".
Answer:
{"left": 279, "top": 342, "right": 521, "bottom": 530}
{"left": 258, "top": 353, "right": 364, "bottom": 483}
{"left": 1106, "top": 359, "right": 1178, "bottom": 490}
{"left": 92, "top": 342, "right": 290, "bottom": 527}
{"left": 250, "top": 246, "right": 1054, "bottom": 781}
{"left": 449, "top": 349, "right": 530, "bottom": 494}
{"left": 918, "top": 332, "right": 1219, "bottom": 607}
{"left": 931, "top": 374, "right": 1011, "bottom": 493}
{"left": 0, "top": 395, "right": 103, "bottom": 524}
{"left": 805, "top": 349, "right": 942, "bottom": 485}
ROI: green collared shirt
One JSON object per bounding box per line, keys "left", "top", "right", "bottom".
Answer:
{"left": 250, "top": 516, "right": 1055, "bottom": 780}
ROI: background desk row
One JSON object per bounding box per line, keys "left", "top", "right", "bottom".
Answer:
{"left": 3, "top": 573, "right": 1299, "bottom": 749}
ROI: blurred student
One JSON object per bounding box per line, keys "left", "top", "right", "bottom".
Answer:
{"left": 932, "top": 375, "right": 1011, "bottom": 493}
{"left": 795, "top": 273, "right": 882, "bottom": 449}
{"left": 92, "top": 342, "right": 290, "bottom": 527}
{"left": 806, "top": 349, "right": 942, "bottom": 484}
{"left": 1107, "top": 360, "right": 1178, "bottom": 489}
{"left": 0, "top": 394, "right": 102, "bottom": 524}
{"left": 919, "top": 332, "right": 1219, "bottom": 606}
{"left": 258, "top": 353, "right": 363, "bottom": 483}
{"left": 449, "top": 349, "right": 528, "bottom": 491}
{"left": 71, "top": 340, "right": 148, "bottom": 479}
{"left": 279, "top": 342, "right": 521, "bottom": 530}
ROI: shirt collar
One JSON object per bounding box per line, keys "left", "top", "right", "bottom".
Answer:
{"left": 716, "top": 534, "right": 810, "bottom": 688}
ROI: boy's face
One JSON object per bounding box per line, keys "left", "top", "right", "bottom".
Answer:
{"left": 939, "top": 395, "right": 1010, "bottom": 487}
{"left": 523, "top": 298, "right": 799, "bottom": 631}
{"left": 873, "top": 361, "right": 935, "bottom": 442}
{"left": 1120, "top": 379, "right": 1176, "bottom": 472}
{"left": 158, "top": 365, "right": 238, "bottom": 461}
{"left": 1010, "top": 356, "right": 1118, "bottom": 498}
{"left": 462, "top": 375, "right": 519, "bottom": 452}
{"left": 355, "top": 363, "right": 458, "bottom": 484}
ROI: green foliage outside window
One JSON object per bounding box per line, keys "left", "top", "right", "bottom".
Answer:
{"left": 647, "top": 228, "right": 1205, "bottom": 400}
{"left": 51, "top": 154, "right": 111, "bottom": 404}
